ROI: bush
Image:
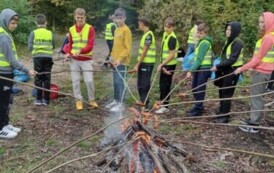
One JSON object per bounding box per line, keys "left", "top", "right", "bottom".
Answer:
{"left": 0, "top": 0, "right": 35, "bottom": 45}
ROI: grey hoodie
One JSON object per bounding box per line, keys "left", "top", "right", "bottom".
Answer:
{"left": 0, "top": 8, "right": 29, "bottom": 74}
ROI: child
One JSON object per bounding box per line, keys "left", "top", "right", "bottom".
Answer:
{"left": 0, "top": 8, "right": 36, "bottom": 139}
{"left": 64, "top": 8, "right": 98, "bottom": 111}
{"left": 235, "top": 12, "right": 274, "bottom": 133}
{"left": 133, "top": 16, "right": 156, "bottom": 110}
{"left": 186, "top": 22, "right": 213, "bottom": 116}
{"left": 103, "top": 15, "right": 116, "bottom": 68}
{"left": 105, "top": 8, "right": 132, "bottom": 112}
{"left": 28, "top": 14, "right": 55, "bottom": 106}
{"left": 155, "top": 17, "right": 179, "bottom": 114}
{"left": 210, "top": 22, "right": 244, "bottom": 123}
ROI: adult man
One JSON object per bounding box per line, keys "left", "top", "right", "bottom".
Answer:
{"left": 64, "top": 8, "right": 98, "bottom": 111}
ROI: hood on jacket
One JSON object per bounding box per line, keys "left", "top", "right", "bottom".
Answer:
{"left": 0, "top": 8, "right": 18, "bottom": 33}
{"left": 227, "top": 22, "right": 241, "bottom": 42}
{"left": 199, "top": 35, "right": 213, "bottom": 45}
{"left": 263, "top": 12, "right": 274, "bottom": 34}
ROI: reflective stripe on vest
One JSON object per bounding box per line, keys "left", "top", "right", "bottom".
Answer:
{"left": 69, "top": 24, "right": 92, "bottom": 56}
{"left": 254, "top": 32, "right": 274, "bottom": 63}
{"left": 0, "top": 27, "right": 18, "bottom": 67}
{"left": 137, "top": 30, "right": 156, "bottom": 63}
{"left": 105, "top": 22, "right": 116, "bottom": 40}
{"left": 226, "top": 38, "right": 244, "bottom": 67}
{"left": 187, "top": 26, "right": 195, "bottom": 44}
{"left": 32, "top": 28, "right": 53, "bottom": 56}
{"left": 194, "top": 39, "right": 212, "bottom": 66}
{"left": 161, "top": 31, "right": 179, "bottom": 65}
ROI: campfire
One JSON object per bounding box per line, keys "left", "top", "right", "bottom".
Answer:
{"left": 97, "top": 108, "right": 194, "bottom": 173}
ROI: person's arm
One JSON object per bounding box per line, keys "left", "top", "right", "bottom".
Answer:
{"left": 80, "top": 26, "right": 95, "bottom": 54}
{"left": 118, "top": 28, "right": 132, "bottom": 62}
{"left": 28, "top": 31, "right": 34, "bottom": 51}
{"left": 240, "top": 35, "right": 273, "bottom": 72}
{"left": 134, "top": 33, "right": 152, "bottom": 71}
{"left": 190, "top": 41, "right": 210, "bottom": 71}
{"left": 111, "top": 25, "right": 116, "bottom": 37}
{"left": 0, "top": 36, "right": 29, "bottom": 73}
{"left": 216, "top": 40, "right": 243, "bottom": 69}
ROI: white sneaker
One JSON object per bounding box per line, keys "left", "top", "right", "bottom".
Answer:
{"left": 110, "top": 103, "right": 125, "bottom": 112}
{"left": 105, "top": 100, "right": 118, "bottom": 109}
{"left": 155, "top": 107, "right": 169, "bottom": 114}
{"left": 0, "top": 128, "right": 17, "bottom": 139}
{"left": 4, "top": 124, "right": 21, "bottom": 133}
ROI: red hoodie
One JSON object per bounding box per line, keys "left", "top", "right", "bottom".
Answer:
{"left": 66, "top": 24, "right": 95, "bottom": 61}
{"left": 241, "top": 12, "right": 274, "bottom": 74}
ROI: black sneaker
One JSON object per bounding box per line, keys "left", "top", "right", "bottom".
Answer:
{"left": 239, "top": 120, "right": 259, "bottom": 133}
{"left": 34, "top": 99, "right": 42, "bottom": 106}
{"left": 213, "top": 116, "right": 229, "bottom": 123}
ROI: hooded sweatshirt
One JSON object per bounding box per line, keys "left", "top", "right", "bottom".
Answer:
{"left": 190, "top": 35, "right": 213, "bottom": 71}
{"left": 0, "top": 8, "right": 29, "bottom": 74}
{"left": 240, "top": 12, "right": 274, "bottom": 74}
{"left": 217, "top": 22, "right": 244, "bottom": 69}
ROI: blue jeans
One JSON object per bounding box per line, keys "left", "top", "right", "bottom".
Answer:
{"left": 113, "top": 65, "right": 127, "bottom": 103}
{"left": 184, "top": 43, "right": 195, "bottom": 58}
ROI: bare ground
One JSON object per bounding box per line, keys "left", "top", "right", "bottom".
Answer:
{"left": 0, "top": 38, "right": 274, "bottom": 173}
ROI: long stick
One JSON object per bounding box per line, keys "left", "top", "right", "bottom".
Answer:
{"left": 170, "top": 140, "right": 274, "bottom": 159}
{"left": 164, "top": 89, "right": 274, "bottom": 107}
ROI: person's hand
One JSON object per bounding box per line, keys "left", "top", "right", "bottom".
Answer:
{"left": 210, "top": 66, "right": 217, "bottom": 71}
{"left": 28, "top": 69, "right": 37, "bottom": 76}
{"left": 186, "top": 71, "right": 192, "bottom": 78}
{"left": 133, "top": 64, "right": 139, "bottom": 72}
{"left": 234, "top": 67, "right": 242, "bottom": 75}
{"left": 114, "top": 60, "right": 121, "bottom": 66}
{"left": 63, "top": 54, "right": 70, "bottom": 63}
{"left": 157, "top": 64, "right": 163, "bottom": 72}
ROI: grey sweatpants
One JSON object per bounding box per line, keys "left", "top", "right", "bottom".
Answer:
{"left": 70, "top": 59, "right": 95, "bottom": 102}
{"left": 249, "top": 71, "right": 271, "bottom": 124}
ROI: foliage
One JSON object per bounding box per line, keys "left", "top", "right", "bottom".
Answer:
{"left": 138, "top": 0, "right": 274, "bottom": 57}
{"left": 0, "top": 0, "right": 35, "bottom": 44}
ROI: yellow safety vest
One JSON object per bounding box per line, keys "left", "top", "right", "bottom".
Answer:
{"left": 187, "top": 26, "right": 195, "bottom": 44}
{"left": 194, "top": 39, "right": 212, "bottom": 66}
{"left": 69, "top": 23, "right": 92, "bottom": 56}
{"left": 226, "top": 38, "right": 244, "bottom": 67}
{"left": 105, "top": 22, "right": 116, "bottom": 40}
{"left": 137, "top": 30, "right": 156, "bottom": 63}
{"left": 161, "top": 31, "right": 179, "bottom": 65}
{"left": 254, "top": 32, "right": 274, "bottom": 63}
{"left": 0, "top": 27, "right": 18, "bottom": 67}
{"left": 32, "top": 28, "right": 53, "bottom": 56}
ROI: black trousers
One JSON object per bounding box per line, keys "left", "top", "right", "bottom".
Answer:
{"left": 33, "top": 57, "right": 53, "bottom": 101}
{"left": 160, "top": 65, "right": 176, "bottom": 107}
{"left": 0, "top": 73, "right": 13, "bottom": 130}
{"left": 104, "top": 40, "right": 114, "bottom": 64}
{"left": 137, "top": 63, "right": 154, "bottom": 106}
{"left": 215, "top": 68, "right": 240, "bottom": 114}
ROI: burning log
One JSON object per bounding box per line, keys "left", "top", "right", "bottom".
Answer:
{"left": 98, "top": 120, "right": 193, "bottom": 173}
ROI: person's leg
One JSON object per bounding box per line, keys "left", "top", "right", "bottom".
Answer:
{"left": 113, "top": 65, "right": 127, "bottom": 103}
{"left": 249, "top": 72, "right": 271, "bottom": 124}
{"left": 159, "top": 65, "right": 176, "bottom": 107}
{"left": 193, "top": 70, "right": 211, "bottom": 111}
{"left": 266, "top": 71, "right": 274, "bottom": 90}
{"left": 33, "top": 58, "right": 44, "bottom": 102}
{"left": 43, "top": 57, "right": 53, "bottom": 103}
{"left": 138, "top": 63, "right": 154, "bottom": 106}
{"left": 70, "top": 59, "right": 82, "bottom": 101}
{"left": 0, "top": 74, "right": 13, "bottom": 130}
{"left": 81, "top": 60, "right": 95, "bottom": 102}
